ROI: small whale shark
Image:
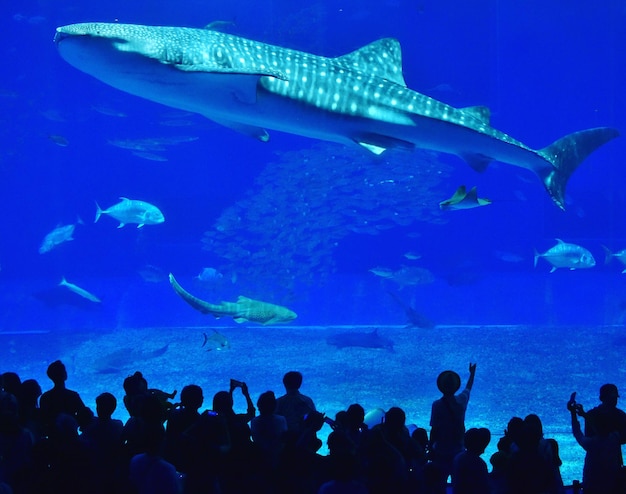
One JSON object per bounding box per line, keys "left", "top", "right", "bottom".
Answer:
{"left": 439, "top": 185, "right": 491, "bottom": 211}
{"left": 169, "top": 273, "right": 297, "bottom": 324}
{"left": 54, "top": 22, "right": 618, "bottom": 210}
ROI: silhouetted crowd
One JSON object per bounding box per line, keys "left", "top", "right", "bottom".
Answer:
{"left": 1, "top": 361, "right": 625, "bottom": 494}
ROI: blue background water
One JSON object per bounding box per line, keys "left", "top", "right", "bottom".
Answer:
{"left": 1, "top": 0, "right": 626, "bottom": 484}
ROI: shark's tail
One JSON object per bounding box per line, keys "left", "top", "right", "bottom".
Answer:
{"left": 537, "top": 127, "right": 618, "bottom": 210}
{"left": 169, "top": 273, "right": 221, "bottom": 316}
{"left": 94, "top": 202, "right": 103, "bottom": 223}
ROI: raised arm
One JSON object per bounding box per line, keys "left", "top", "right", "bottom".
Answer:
{"left": 465, "top": 362, "right": 477, "bottom": 391}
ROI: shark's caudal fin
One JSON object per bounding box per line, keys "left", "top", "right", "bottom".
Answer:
{"left": 537, "top": 127, "right": 619, "bottom": 210}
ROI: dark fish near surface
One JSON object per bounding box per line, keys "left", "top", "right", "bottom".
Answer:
{"left": 387, "top": 291, "right": 435, "bottom": 329}
{"left": 94, "top": 343, "right": 169, "bottom": 374}
{"left": 137, "top": 264, "right": 167, "bottom": 283}
{"left": 326, "top": 329, "right": 394, "bottom": 351}
{"left": 371, "top": 265, "right": 435, "bottom": 288}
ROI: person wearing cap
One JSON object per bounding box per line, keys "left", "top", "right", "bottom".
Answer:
{"left": 428, "top": 362, "right": 477, "bottom": 490}
{"left": 582, "top": 384, "right": 626, "bottom": 442}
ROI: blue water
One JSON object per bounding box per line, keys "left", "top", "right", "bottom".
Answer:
{"left": 1, "top": 0, "right": 626, "bottom": 485}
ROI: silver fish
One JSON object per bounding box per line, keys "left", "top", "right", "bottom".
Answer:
{"left": 534, "top": 239, "right": 595, "bottom": 273}
{"left": 59, "top": 277, "right": 101, "bottom": 303}
{"left": 39, "top": 218, "right": 83, "bottom": 254}
{"left": 95, "top": 197, "right": 164, "bottom": 228}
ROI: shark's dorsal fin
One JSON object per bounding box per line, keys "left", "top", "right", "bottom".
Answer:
{"left": 336, "top": 38, "right": 406, "bottom": 87}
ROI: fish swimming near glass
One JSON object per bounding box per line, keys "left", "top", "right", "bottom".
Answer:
{"left": 387, "top": 291, "right": 435, "bottom": 329}
{"left": 59, "top": 277, "right": 101, "bottom": 303}
{"left": 603, "top": 246, "right": 626, "bottom": 273}
{"left": 202, "top": 329, "right": 230, "bottom": 351}
{"left": 169, "top": 273, "right": 297, "bottom": 324}
{"left": 439, "top": 185, "right": 491, "bottom": 211}
{"left": 195, "top": 267, "right": 223, "bottom": 282}
{"left": 369, "top": 265, "right": 435, "bottom": 288}
{"left": 326, "top": 328, "right": 394, "bottom": 351}
{"left": 95, "top": 197, "right": 165, "bottom": 228}
{"left": 533, "top": 239, "right": 595, "bottom": 273}
{"left": 54, "top": 22, "right": 618, "bottom": 209}
{"left": 39, "top": 218, "right": 83, "bottom": 254}
{"left": 94, "top": 343, "right": 169, "bottom": 374}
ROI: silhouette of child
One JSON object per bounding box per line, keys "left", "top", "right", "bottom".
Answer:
{"left": 451, "top": 427, "right": 491, "bottom": 494}
{"left": 429, "top": 362, "right": 476, "bottom": 488}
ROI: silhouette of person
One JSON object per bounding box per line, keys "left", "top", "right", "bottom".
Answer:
{"left": 451, "top": 427, "right": 491, "bottom": 494}
{"left": 81, "top": 392, "right": 124, "bottom": 494}
{"left": 429, "top": 362, "right": 476, "bottom": 489}
{"left": 318, "top": 430, "right": 368, "bottom": 494}
{"left": 582, "top": 384, "right": 626, "bottom": 448}
{"left": 507, "top": 415, "right": 559, "bottom": 494}
{"left": 250, "top": 390, "right": 288, "bottom": 493}
{"left": 129, "top": 422, "right": 181, "bottom": 494}
{"left": 251, "top": 390, "right": 287, "bottom": 467}
{"left": 568, "top": 391, "right": 623, "bottom": 494}
{"left": 211, "top": 389, "right": 257, "bottom": 493}
{"left": 39, "top": 360, "right": 85, "bottom": 436}
{"left": 0, "top": 373, "right": 21, "bottom": 398}
{"left": 18, "top": 378, "right": 44, "bottom": 443}
{"left": 524, "top": 413, "right": 565, "bottom": 493}
{"left": 276, "top": 371, "right": 317, "bottom": 435}
{"left": 0, "top": 390, "right": 34, "bottom": 494}
{"left": 164, "top": 384, "right": 203, "bottom": 472}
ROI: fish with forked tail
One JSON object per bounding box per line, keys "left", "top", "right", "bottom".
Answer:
{"left": 534, "top": 239, "right": 595, "bottom": 273}
{"left": 59, "top": 277, "right": 101, "bottom": 303}
{"left": 54, "top": 22, "right": 618, "bottom": 209}
{"left": 603, "top": 246, "right": 626, "bottom": 273}
{"left": 169, "top": 273, "right": 297, "bottom": 324}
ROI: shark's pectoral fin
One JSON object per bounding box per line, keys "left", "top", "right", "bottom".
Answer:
{"left": 233, "top": 317, "right": 247, "bottom": 324}
{"left": 359, "top": 142, "right": 386, "bottom": 155}
{"left": 173, "top": 62, "right": 288, "bottom": 80}
{"left": 210, "top": 117, "right": 269, "bottom": 142}
{"left": 461, "top": 153, "right": 493, "bottom": 172}
{"left": 356, "top": 133, "right": 414, "bottom": 155}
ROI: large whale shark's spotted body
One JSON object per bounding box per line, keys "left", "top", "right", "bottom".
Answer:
{"left": 55, "top": 23, "right": 618, "bottom": 209}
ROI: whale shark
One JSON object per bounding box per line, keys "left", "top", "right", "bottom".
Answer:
{"left": 54, "top": 23, "right": 619, "bottom": 209}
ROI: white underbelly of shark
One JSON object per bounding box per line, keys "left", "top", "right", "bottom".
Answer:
{"left": 54, "top": 23, "right": 619, "bottom": 209}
